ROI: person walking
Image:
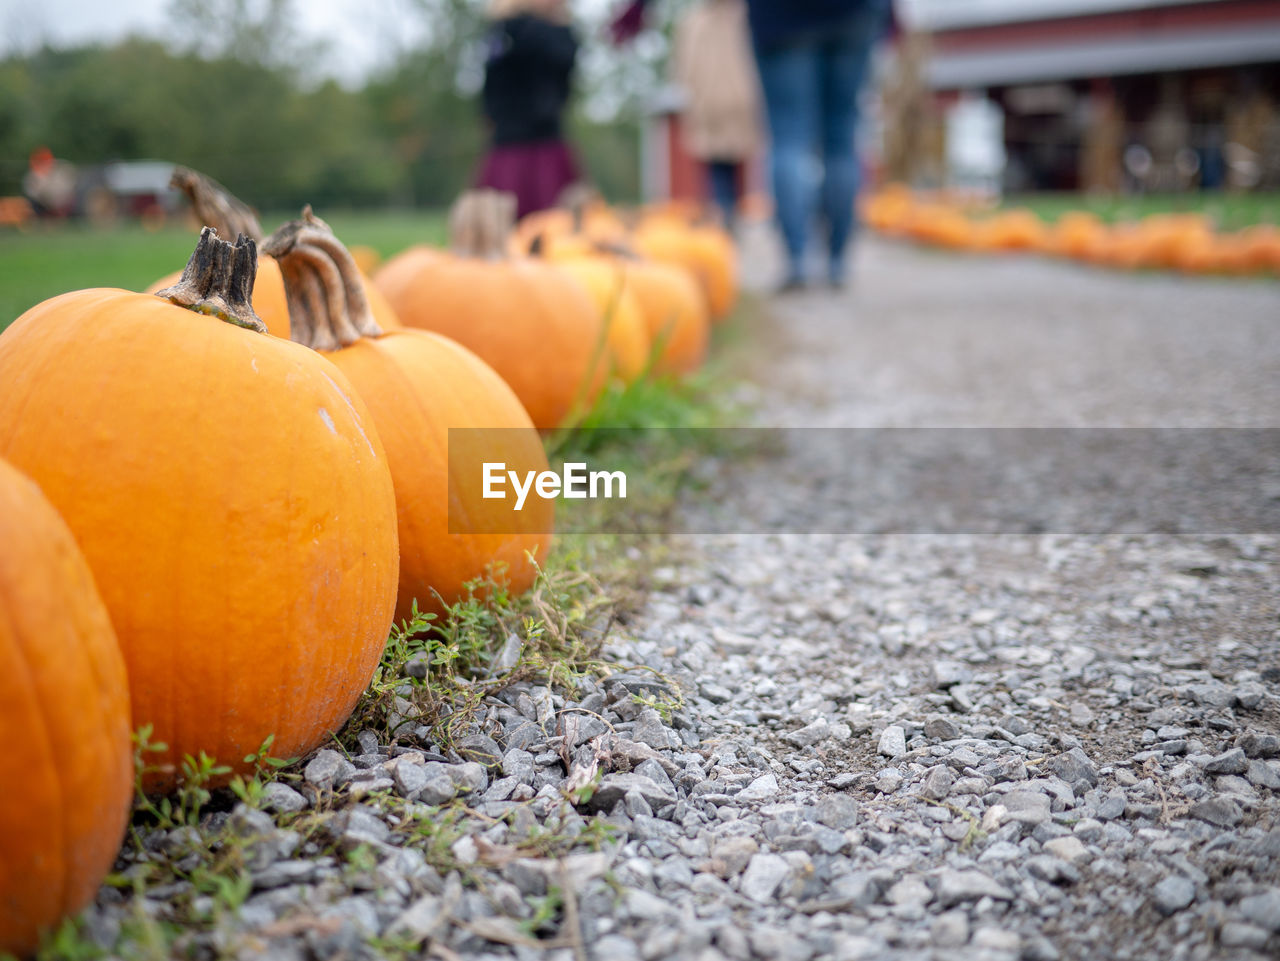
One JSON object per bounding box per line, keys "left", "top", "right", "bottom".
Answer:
{"left": 476, "top": 0, "right": 582, "bottom": 220}
{"left": 613, "top": 0, "right": 891, "bottom": 290}
{"left": 670, "top": 0, "right": 762, "bottom": 233}
{"left": 748, "top": 0, "right": 891, "bottom": 290}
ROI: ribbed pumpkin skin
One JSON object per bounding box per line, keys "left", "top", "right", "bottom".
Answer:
{"left": 551, "top": 258, "right": 651, "bottom": 383}
{"left": 324, "top": 330, "right": 553, "bottom": 622}
{"left": 374, "top": 248, "right": 606, "bottom": 430}
{"left": 147, "top": 258, "right": 401, "bottom": 339}
{"left": 633, "top": 223, "right": 738, "bottom": 321}
{"left": 0, "top": 289, "right": 399, "bottom": 790}
{"left": 0, "top": 458, "right": 132, "bottom": 957}
{"left": 621, "top": 260, "right": 708, "bottom": 376}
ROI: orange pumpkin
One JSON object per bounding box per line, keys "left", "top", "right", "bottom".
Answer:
{"left": 0, "top": 458, "right": 132, "bottom": 957}
{"left": 1236, "top": 224, "right": 1280, "bottom": 274}
{"left": 620, "top": 258, "right": 709, "bottom": 376}
{"left": 901, "top": 203, "right": 972, "bottom": 250}
{"left": 0, "top": 229, "right": 399, "bottom": 789}
{"left": 1048, "top": 211, "right": 1107, "bottom": 260}
{"left": 1134, "top": 214, "right": 1215, "bottom": 270}
{"left": 512, "top": 201, "right": 628, "bottom": 253}
{"left": 544, "top": 255, "right": 651, "bottom": 383}
{"left": 349, "top": 244, "right": 383, "bottom": 276}
{"left": 265, "top": 212, "right": 553, "bottom": 620}
{"left": 862, "top": 184, "right": 916, "bottom": 235}
{"left": 969, "top": 209, "right": 1048, "bottom": 253}
{"left": 374, "top": 191, "right": 607, "bottom": 430}
{"left": 632, "top": 219, "right": 738, "bottom": 321}
{"left": 145, "top": 168, "right": 401, "bottom": 338}
{"left": 518, "top": 229, "right": 708, "bottom": 378}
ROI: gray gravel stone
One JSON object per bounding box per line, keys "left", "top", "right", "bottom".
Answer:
{"left": 303, "top": 750, "right": 351, "bottom": 791}
{"left": 416, "top": 774, "right": 458, "bottom": 806}
{"left": 393, "top": 761, "right": 429, "bottom": 798}
{"left": 786, "top": 718, "right": 832, "bottom": 748}
{"left": 936, "top": 869, "right": 1013, "bottom": 906}
{"left": 932, "top": 661, "right": 972, "bottom": 689}
{"left": 260, "top": 782, "right": 307, "bottom": 814}
{"left": 590, "top": 773, "right": 676, "bottom": 811}
{"left": 1190, "top": 796, "right": 1243, "bottom": 827}
{"left": 1151, "top": 876, "right": 1196, "bottom": 915}
{"left": 737, "top": 773, "right": 780, "bottom": 802}
{"left": 1003, "top": 790, "right": 1051, "bottom": 826}
{"left": 1204, "top": 748, "right": 1249, "bottom": 775}
{"left": 814, "top": 794, "right": 858, "bottom": 830}
{"left": 1247, "top": 759, "right": 1280, "bottom": 789}
{"left": 924, "top": 716, "right": 961, "bottom": 740}
{"left": 711, "top": 836, "right": 759, "bottom": 878}
{"left": 1043, "top": 837, "right": 1088, "bottom": 862}
{"left": 1237, "top": 732, "right": 1280, "bottom": 758}
{"left": 740, "top": 853, "right": 791, "bottom": 902}
{"left": 1237, "top": 889, "right": 1280, "bottom": 932}
{"left": 1049, "top": 748, "right": 1098, "bottom": 788}
{"left": 878, "top": 726, "right": 907, "bottom": 758}
{"left": 501, "top": 749, "right": 536, "bottom": 785}
{"left": 1219, "top": 922, "right": 1271, "bottom": 949}
{"left": 921, "top": 765, "right": 954, "bottom": 801}
{"left": 931, "top": 910, "right": 970, "bottom": 947}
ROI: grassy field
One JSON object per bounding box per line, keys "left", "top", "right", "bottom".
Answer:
{"left": 7, "top": 190, "right": 1276, "bottom": 330}
{"left": 1004, "top": 190, "right": 1280, "bottom": 229}
{"left": 0, "top": 210, "right": 446, "bottom": 332}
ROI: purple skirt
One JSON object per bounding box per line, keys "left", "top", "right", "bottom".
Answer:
{"left": 476, "top": 140, "right": 580, "bottom": 221}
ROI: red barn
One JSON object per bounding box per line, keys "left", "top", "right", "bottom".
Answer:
{"left": 899, "top": 0, "right": 1280, "bottom": 191}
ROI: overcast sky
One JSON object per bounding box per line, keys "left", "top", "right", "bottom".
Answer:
{"left": 0, "top": 0, "right": 435, "bottom": 84}
{"left": 0, "top": 0, "right": 643, "bottom": 86}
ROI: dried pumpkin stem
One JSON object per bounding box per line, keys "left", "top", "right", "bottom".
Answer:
{"left": 155, "top": 227, "right": 268, "bottom": 332}
{"left": 449, "top": 189, "right": 517, "bottom": 260}
{"left": 262, "top": 206, "right": 382, "bottom": 351}
{"left": 170, "top": 166, "right": 263, "bottom": 243}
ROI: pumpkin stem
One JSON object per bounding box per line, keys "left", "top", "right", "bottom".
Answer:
{"left": 155, "top": 227, "right": 268, "bottom": 332}
{"left": 170, "top": 166, "right": 263, "bottom": 243}
{"left": 558, "top": 182, "right": 599, "bottom": 234}
{"left": 262, "top": 206, "right": 383, "bottom": 351}
{"left": 449, "top": 189, "right": 517, "bottom": 260}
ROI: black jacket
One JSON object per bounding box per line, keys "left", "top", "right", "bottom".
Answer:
{"left": 482, "top": 14, "right": 578, "bottom": 145}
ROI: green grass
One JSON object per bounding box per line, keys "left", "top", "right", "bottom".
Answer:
{"left": 1004, "top": 190, "right": 1280, "bottom": 230}
{"left": 0, "top": 209, "right": 447, "bottom": 332}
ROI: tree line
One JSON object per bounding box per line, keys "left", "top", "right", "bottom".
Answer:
{"left": 0, "top": 6, "right": 648, "bottom": 212}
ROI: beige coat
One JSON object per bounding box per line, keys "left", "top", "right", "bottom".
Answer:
{"left": 672, "top": 0, "right": 762, "bottom": 162}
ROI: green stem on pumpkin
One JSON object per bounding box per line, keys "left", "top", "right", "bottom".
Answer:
{"left": 262, "top": 206, "right": 382, "bottom": 351}
{"left": 154, "top": 227, "right": 268, "bottom": 332}
{"left": 170, "top": 166, "right": 264, "bottom": 243}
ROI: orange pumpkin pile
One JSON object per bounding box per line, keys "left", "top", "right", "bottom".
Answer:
{"left": 0, "top": 171, "right": 742, "bottom": 949}
{"left": 863, "top": 184, "right": 1280, "bottom": 277}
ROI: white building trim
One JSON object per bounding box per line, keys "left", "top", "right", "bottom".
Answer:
{"left": 900, "top": 0, "right": 1238, "bottom": 32}
{"left": 928, "top": 22, "right": 1280, "bottom": 88}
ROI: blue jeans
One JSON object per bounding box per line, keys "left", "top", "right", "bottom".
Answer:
{"left": 754, "top": 7, "right": 886, "bottom": 281}
{"left": 706, "top": 160, "right": 740, "bottom": 231}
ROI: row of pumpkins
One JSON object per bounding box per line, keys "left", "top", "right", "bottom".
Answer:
{"left": 864, "top": 184, "right": 1280, "bottom": 277}
{"left": 0, "top": 171, "right": 738, "bottom": 956}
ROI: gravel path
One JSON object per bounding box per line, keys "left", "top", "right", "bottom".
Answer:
{"left": 82, "top": 235, "right": 1278, "bottom": 961}
{"left": 594, "top": 233, "right": 1280, "bottom": 961}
